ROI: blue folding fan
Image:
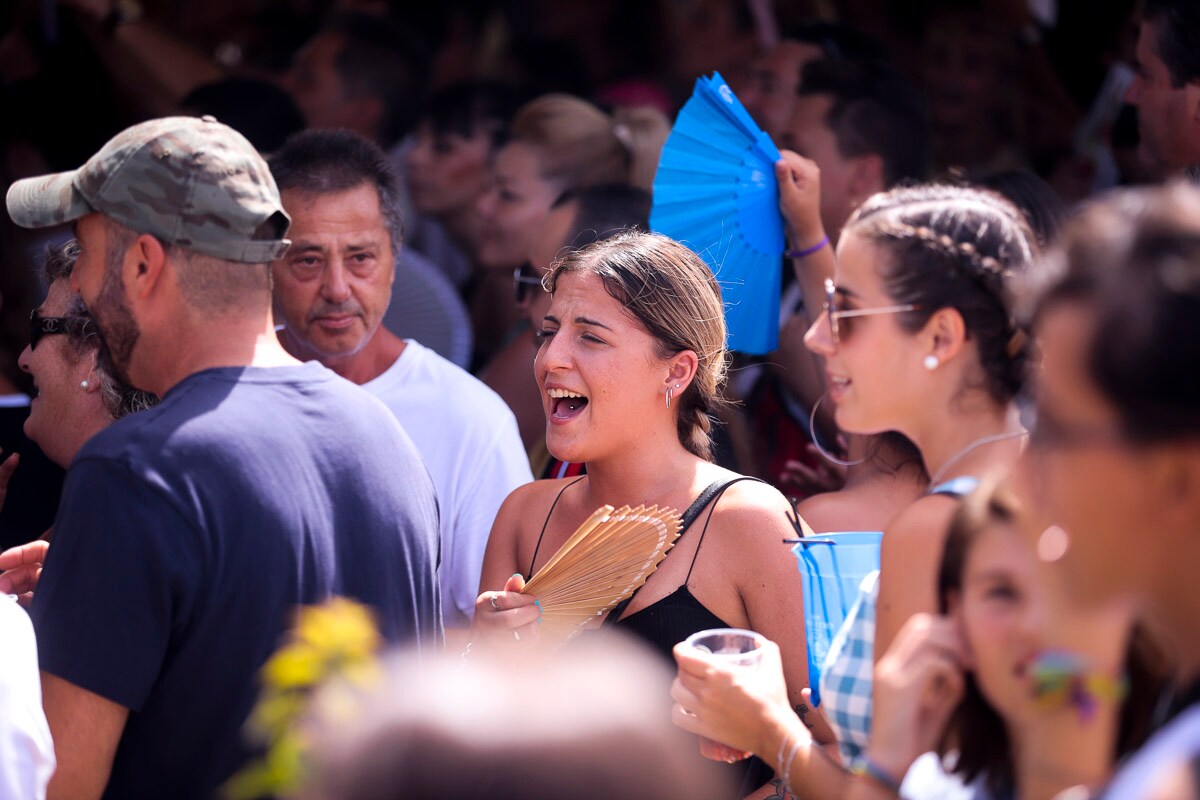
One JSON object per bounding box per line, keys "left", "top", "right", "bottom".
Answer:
{"left": 651, "top": 72, "right": 786, "bottom": 355}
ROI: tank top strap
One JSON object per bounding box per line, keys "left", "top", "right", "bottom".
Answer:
{"left": 683, "top": 476, "right": 765, "bottom": 583}
{"left": 527, "top": 476, "right": 587, "bottom": 577}
{"left": 601, "top": 475, "right": 764, "bottom": 628}
{"left": 927, "top": 475, "right": 981, "bottom": 499}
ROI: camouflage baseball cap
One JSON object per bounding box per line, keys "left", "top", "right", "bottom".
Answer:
{"left": 6, "top": 115, "right": 290, "bottom": 263}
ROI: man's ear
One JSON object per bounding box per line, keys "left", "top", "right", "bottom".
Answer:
{"left": 848, "top": 153, "right": 886, "bottom": 204}
{"left": 129, "top": 234, "right": 168, "bottom": 300}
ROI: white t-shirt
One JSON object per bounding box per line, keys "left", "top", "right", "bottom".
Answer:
{"left": 365, "top": 341, "right": 532, "bottom": 627}
{"left": 0, "top": 595, "right": 55, "bottom": 800}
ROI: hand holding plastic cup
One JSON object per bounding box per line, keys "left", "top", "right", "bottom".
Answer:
{"left": 680, "top": 627, "right": 768, "bottom": 762}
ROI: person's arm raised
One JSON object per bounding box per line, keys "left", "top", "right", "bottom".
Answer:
{"left": 777, "top": 151, "right": 837, "bottom": 325}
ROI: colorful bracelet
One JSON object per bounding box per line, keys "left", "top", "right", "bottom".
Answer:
{"left": 785, "top": 235, "right": 829, "bottom": 260}
{"left": 1029, "top": 650, "right": 1128, "bottom": 722}
{"left": 849, "top": 757, "right": 903, "bottom": 796}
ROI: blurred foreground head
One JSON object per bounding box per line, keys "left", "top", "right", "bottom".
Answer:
{"left": 306, "top": 632, "right": 729, "bottom": 800}
{"left": 1022, "top": 182, "right": 1200, "bottom": 615}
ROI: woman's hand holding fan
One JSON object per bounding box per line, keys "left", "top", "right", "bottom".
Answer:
{"left": 474, "top": 573, "right": 543, "bottom": 647}
{"left": 519, "top": 503, "right": 683, "bottom": 644}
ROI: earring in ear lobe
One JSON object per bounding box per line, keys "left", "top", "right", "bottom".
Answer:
{"left": 665, "top": 387, "right": 673, "bottom": 409}
{"left": 923, "top": 355, "right": 940, "bottom": 371}
{"left": 80, "top": 380, "right": 90, "bottom": 390}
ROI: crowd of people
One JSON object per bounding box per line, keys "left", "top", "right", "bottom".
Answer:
{"left": 0, "top": 0, "right": 1198, "bottom": 798}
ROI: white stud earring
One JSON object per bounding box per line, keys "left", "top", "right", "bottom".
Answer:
{"left": 80, "top": 380, "right": 90, "bottom": 390}
{"left": 923, "top": 355, "right": 939, "bottom": 371}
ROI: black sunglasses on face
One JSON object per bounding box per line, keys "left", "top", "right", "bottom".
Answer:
{"left": 513, "top": 263, "right": 544, "bottom": 304}
{"left": 29, "top": 310, "right": 92, "bottom": 350}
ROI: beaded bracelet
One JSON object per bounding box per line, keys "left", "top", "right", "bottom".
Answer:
{"left": 785, "top": 235, "right": 829, "bottom": 260}
{"left": 849, "top": 756, "right": 903, "bottom": 796}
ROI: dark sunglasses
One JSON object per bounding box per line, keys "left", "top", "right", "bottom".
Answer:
{"left": 29, "top": 309, "right": 93, "bottom": 350}
{"left": 823, "top": 277, "right": 920, "bottom": 344}
{"left": 513, "top": 262, "right": 544, "bottom": 304}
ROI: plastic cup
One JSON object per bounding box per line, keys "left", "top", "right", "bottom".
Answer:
{"left": 681, "top": 627, "right": 767, "bottom": 763}
{"left": 791, "top": 532, "right": 882, "bottom": 706}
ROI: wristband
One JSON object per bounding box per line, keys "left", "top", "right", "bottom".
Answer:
{"left": 785, "top": 235, "right": 829, "bottom": 260}
{"left": 775, "top": 725, "right": 808, "bottom": 796}
{"left": 850, "top": 756, "right": 903, "bottom": 796}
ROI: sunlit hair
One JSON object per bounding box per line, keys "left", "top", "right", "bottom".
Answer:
{"left": 509, "top": 94, "right": 670, "bottom": 192}
{"left": 937, "top": 476, "right": 1165, "bottom": 795}
{"left": 544, "top": 231, "right": 729, "bottom": 460}
{"left": 847, "top": 183, "right": 1038, "bottom": 404}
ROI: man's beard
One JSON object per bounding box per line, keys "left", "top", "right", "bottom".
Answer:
{"left": 92, "top": 258, "right": 142, "bottom": 390}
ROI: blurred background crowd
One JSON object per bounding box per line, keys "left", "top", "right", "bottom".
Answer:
{"left": 0, "top": 0, "right": 1155, "bottom": 536}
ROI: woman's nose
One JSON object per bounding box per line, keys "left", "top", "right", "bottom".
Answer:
{"left": 804, "top": 311, "right": 836, "bottom": 357}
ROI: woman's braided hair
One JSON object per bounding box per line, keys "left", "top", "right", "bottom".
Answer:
{"left": 544, "top": 231, "right": 730, "bottom": 460}
{"left": 846, "top": 184, "right": 1038, "bottom": 403}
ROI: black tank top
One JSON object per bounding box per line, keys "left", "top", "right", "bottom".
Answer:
{"left": 528, "top": 475, "right": 775, "bottom": 797}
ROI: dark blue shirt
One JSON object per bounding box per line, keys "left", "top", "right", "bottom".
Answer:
{"left": 31, "top": 363, "right": 442, "bottom": 799}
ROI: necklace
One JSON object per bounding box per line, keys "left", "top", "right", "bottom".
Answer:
{"left": 929, "top": 428, "right": 1027, "bottom": 487}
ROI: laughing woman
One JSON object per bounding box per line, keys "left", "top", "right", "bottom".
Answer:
{"left": 472, "top": 231, "right": 811, "bottom": 799}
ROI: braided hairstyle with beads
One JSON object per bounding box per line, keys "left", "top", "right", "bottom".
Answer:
{"left": 544, "top": 231, "right": 730, "bottom": 460}
{"left": 846, "top": 184, "right": 1038, "bottom": 403}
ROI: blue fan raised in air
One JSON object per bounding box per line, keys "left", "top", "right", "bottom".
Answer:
{"left": 651, "top": 72, "right": 786, "bottom": 355}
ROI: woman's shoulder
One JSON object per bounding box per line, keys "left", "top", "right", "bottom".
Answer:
{"left": 701, "top": 471, "right": 796, "bottom": 531}
{"left": 886, "top": 490, "right": 962, "bottom": 534}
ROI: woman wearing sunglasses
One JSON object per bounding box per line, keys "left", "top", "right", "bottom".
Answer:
{"left": 16, "top": 242, "right": 155, "bottom": 472}
{"left": 671, "top": 183, "right": 1038, "bottom": 796}
{"left": 0, "top": 241, "right": 156, "bottom": 601}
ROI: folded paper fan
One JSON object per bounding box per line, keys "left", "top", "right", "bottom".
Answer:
{"left": 521, "top": 504, "right": 683, "bottom": 642}
{"left": 651, "top": 71, "right": 786, "bottom": 355}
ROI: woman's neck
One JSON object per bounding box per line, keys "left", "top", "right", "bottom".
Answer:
{"left": 582, "top": 438, "right": 710, "bottom": 510}
{"left": 909, "top": 400, "right": 1021, "bottom": 486}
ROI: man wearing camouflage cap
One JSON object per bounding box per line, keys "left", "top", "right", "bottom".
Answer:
{"left": 3, "top": 116, "right": 442, "bottom": 799}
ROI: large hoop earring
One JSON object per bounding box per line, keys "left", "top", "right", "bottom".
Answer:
{"left": 808, "top": 393, "right": 866, "bottom": 467}
{"left": 665, "top": 387, "right": 673, "bottom": 409}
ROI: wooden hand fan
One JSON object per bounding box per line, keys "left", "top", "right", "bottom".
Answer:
{"left": 521, "top": 504, "right": 683, "bottom": 642}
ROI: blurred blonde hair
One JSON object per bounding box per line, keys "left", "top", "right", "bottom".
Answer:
{"left": 510, "top": 94, "right": 670, "bottom": 192}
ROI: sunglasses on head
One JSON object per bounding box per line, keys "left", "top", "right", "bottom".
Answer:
{"left": 29, "top": 309, "right": 93, "bottom": 351}
{"left": 513, "top": 262, "right": 544, "bottom": 304}
{"left": 822, "top": 278, "right": 921, "bottom": 344}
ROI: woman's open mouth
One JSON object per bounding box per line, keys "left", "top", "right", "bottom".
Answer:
{"left": 547, "top": 388, "right": 589, "bottom": 422}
